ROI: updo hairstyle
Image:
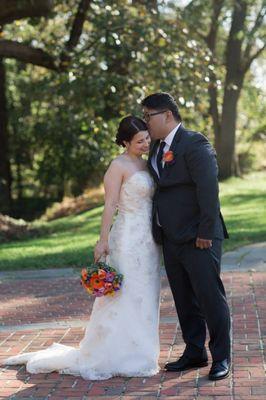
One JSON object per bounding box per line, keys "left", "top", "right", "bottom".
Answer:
{"left": 115, "top": 116, "right": 148, "bottom": 147}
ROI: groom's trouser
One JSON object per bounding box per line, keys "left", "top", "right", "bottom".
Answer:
{"left": 162, "top": 237, "right": 231, "bottom": 362}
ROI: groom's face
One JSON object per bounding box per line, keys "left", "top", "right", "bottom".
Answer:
{"left": 143, "top": 107, "right": 168, "bottom": 140}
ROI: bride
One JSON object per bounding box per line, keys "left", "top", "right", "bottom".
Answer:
{"left": 4, "top": 116, "right": 162, "bottom": 380}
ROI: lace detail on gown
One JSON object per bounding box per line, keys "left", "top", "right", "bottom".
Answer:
{"left": 4, "top": 171, "right": 161, "bottom": 380}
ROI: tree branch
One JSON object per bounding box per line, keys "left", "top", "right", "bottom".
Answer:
{"left": 0, "top": 0, "right": 53, "bottom": 25}
{"left": 0, "top": 0, "right": 91, "bottom": 72}
{"left": 60, "top": 0, "right": 92, "bottom": 68}
{"left": 0, "top": 40, "right": 58, "bottom": 70}
{"left": 203, "top": 0, "right": 225, "bottom": 133}
{"left": 243, "top": 43, "right": 266, "bottom": 72}
{"left": 204, "top": 0, "right": 225, "bottom": 53}
{"left": 66, "top": 0, "right": 92, "bottom": 51}
{"left": 242, "top": 3, "right": 266, "bottom": 67}
{"left": 225, "top": 0, "right": 247, "bottom": 77}
{"left": 246, "top": 3, "right": 265, "bottom": 41}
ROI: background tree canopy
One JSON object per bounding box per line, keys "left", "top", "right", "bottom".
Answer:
{"left": 0, "top": 0, "right": 265, "bottom": 219}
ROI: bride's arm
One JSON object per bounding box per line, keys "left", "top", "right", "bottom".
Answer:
{"left": 94, "top": 160, "right": 123, "bottom": 262}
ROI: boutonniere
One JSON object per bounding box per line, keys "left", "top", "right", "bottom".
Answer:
{"left": 163, "top": 150, "right": 175, "bottom": 165}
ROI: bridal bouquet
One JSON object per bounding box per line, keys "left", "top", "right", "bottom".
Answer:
{"left": 80, "top": 261, "right": 123, "bottom": 297}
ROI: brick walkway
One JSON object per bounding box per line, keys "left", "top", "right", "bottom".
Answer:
{"left": 0, "top": 268, "right": 265, "bottom": 399}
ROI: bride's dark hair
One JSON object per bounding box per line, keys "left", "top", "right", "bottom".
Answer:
{"left": 116, "top": 116, "right": 148, "bottom": 147}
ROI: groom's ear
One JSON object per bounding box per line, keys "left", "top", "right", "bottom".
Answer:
{"left": 165, "top": 110, "right": 173, "bottom": 121}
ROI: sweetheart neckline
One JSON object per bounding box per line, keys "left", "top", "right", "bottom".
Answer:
{"left": 122, "top": 170, "right": 151, "bottom": 187}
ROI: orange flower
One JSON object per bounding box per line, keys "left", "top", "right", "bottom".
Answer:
{"left": 90, "top": 275, "right": 104, "bottom": 289}
{"left": 81, "top": 268, "right": 88, "bottom": 280}
{"left": 163, "top": 150, "right": 174, "bottom": 163}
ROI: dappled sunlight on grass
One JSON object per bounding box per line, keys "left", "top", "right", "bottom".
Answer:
{"left": 220, "top": 172, "right": 266, "bottom": 252}
{"left": 0, "top": 206, "right": 103, "bottom": 270}
{"left": 0, "top": 172, "right": 265, "bottom": 269}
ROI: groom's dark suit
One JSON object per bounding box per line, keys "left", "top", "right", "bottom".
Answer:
{"left": 148, "top": 124, "right": 231, "bottom": 362}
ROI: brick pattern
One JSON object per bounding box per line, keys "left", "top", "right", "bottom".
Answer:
{"left": 0, "top": 271, "right": 265, "bottom": 399}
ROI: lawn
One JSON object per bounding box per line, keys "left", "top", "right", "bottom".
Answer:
{"left": 0, "top": 206, "right": 103, "bottom": 270}
{"left": 219, "top": 171, "right": 266, "bottom": 252}
{"left": 0, "top": 172, "right": 265, "bottom": 270}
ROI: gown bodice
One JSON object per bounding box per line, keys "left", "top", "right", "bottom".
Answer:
{"left": 117, "top": 170, "right": 155, "bottom": 216}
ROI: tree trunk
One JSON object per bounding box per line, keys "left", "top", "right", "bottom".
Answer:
{"left": 217, "top": 75, "right": 243, "bottom": 179}
{"left": 192, "top": 0, "right": 264, "bottom": 179}
{"left": 216, "top": 0, "right": 247, "bottom": 179}
{"left": 0, "top": 58, "right": 12, "bottom": 213}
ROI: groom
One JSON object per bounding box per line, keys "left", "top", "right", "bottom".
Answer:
{"left": 143, "top": 92, "right": 231, "bottom": 381}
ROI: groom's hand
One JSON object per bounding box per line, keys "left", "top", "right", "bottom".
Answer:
{"left": 196, "top": 237, "right": 212, "bottom": 249}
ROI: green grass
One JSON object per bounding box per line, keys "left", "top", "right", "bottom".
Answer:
{"left": 0, "top": 206, "right": 103, "bottom": 270}
{"left": 0, "top": 172, "right": 265, "bottom": 270}
{"left": 219, "top": 171, "right": 266, "bottom": 252}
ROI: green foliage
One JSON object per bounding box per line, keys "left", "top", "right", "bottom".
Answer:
{"left": 5, "top": 0, "right": 212, "bottom": 214}
{"left": 236, "top": 78, "right": 266, "bottom": 172}
{"left": 2, "top": 0, "right": 265, "bottom": 218}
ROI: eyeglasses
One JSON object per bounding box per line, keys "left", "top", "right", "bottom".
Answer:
{"left": 143, "top": 110, "right": 168, "bottom": 122}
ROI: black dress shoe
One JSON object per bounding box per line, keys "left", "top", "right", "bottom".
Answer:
{"left": 165, "top": 355, "right": 208, "bottom": 372}
{"left": 209, "top": 359, "right": 231, "bottom": 380}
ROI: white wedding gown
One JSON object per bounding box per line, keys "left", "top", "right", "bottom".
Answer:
{"left": 4, "top": 170, "right": 161, "bottom": 380}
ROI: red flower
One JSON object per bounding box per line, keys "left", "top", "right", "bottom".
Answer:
{"left": 163, "top": 150, "right": 174, "bottom": 163}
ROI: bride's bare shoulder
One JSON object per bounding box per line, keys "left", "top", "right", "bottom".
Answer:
{"left": 113, "top": 154, "right": 127, "bottom": 163}
{"left": 104, "top": 155, "right": 127, "bottom": 180}
{"left": 109, "top": 155, "right": 128, "bottom": 169}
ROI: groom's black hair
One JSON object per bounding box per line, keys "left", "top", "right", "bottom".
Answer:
{"left": 142, "top": 92, "right": 182, "bottom": 122}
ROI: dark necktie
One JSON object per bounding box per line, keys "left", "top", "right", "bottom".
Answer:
{"left": 156, "top": 141, "right": 166, "bottom": 176}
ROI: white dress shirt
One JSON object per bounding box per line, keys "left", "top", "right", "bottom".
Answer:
{"left": 151, "top": 123, "right": 181, "bottom": 226}
{"left": 151, "top": 123, "right": 181, "bottom": 177}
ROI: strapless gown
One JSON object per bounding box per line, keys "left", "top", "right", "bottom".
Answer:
{"left": 4, "top": 170, "right": 162, "bottom": 380}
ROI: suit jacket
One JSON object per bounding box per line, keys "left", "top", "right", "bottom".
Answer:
{"left": 147, "top": 124, "right": 229, "bottom": 244}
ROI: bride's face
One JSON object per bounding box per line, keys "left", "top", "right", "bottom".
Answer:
{"left": 126, "top": 130, "right": 151, "bottom": 156}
